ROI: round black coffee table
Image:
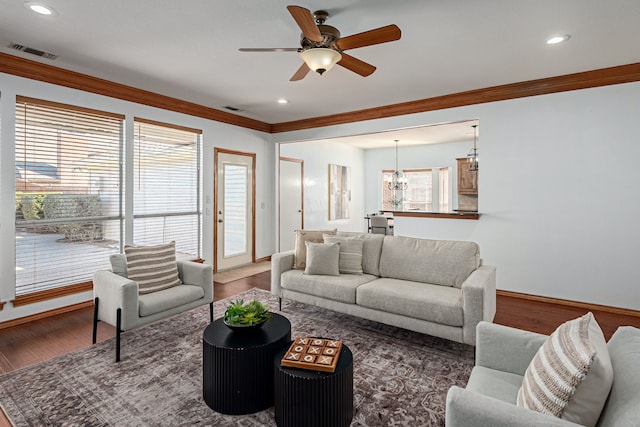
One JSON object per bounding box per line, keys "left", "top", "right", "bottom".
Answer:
{"left": 274, "top": 342, "right": 353, "bottom": 427}
{"left": 202, "top": 313, "right": 291, "bottom": 415}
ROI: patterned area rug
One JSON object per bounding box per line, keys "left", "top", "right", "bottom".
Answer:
{"left": 0, "top": 289, "right": 474, "bottom": 426}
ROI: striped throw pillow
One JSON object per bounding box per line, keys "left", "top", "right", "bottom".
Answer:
{"left": 124, "top": 241, "right": 182, "bottom": 294}
{"left": 517, "top": 312, "right": 612, "bottom": 426}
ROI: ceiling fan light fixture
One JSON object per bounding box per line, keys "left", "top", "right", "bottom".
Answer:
{"left": 300, "top": 48, "right": 342, "bottom": 75}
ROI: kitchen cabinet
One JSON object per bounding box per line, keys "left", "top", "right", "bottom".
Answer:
{"left": 457, "top": 158, "right": 478, "bottom": 195}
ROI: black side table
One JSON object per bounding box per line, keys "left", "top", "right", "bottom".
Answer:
{"left": 203, "top": 313, "right": 291, "bottom": 415}
{"left": 274, "top": 342, "right": 354, "bottom": 427}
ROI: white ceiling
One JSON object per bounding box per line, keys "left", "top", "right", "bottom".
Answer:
{"left": 1, "top": 0, "right": 639, "bottom": 128}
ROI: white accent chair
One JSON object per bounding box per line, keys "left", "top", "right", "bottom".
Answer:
{"left": 92, "top": 254, "right": 213, "bottom": 362}
{"left": 445, "top": 322, "right": 640, "bottom": 426}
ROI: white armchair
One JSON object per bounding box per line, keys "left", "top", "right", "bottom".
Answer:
{"left": 445, "top": 322, "right": 640, "bottom": 427}
{"left": 92, "top": 254, "right": 213, "bottom": 362}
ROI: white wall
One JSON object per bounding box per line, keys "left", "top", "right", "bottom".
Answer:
{"left": 0, "top": 72, "right": 274, "bottom": 322}
{"left": 279, "top": 140, "right": 366, "bottom": 233}
{"left": 273, "top": 82, "right": 640, "bottom": 311}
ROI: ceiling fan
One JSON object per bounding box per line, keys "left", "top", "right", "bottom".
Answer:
{"left": 239, "top": 5, "right": 401, "bottom": 81}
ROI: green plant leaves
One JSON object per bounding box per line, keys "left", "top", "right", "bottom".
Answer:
{"left": 223, "top": 299, "right": 271, "bottom": 326}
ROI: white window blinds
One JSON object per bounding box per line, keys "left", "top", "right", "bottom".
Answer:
{"left": 133, "top": 118, "right": 201, "bottom": 260}
{"left": 15, "top": 97, "right": 124, "bottom": 295}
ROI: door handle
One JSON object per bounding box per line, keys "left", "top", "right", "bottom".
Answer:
{"left": 218, "top": 219, "right": 223, "bottom": 223}
{"left": 298, "top": 210, "right": 303, "bottom": 213}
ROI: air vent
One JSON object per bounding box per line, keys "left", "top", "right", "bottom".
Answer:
{"left": 10, "top": 43, "right": 58, "bottom": 60}
{"left": 223, "top": 105, "right": 242, "bottom": 112}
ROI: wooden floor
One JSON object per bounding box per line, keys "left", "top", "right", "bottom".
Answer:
{"left": 1, "top": 269, "right": 639, "bottom": 426}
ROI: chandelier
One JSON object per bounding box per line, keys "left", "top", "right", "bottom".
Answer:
{"left": 387, "top": 140, "right": 407, "bottom": 191}
{"left": 467, "top": 125, "right": 479, "bottom": 171}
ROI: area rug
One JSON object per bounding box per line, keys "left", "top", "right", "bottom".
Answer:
{"left": 0, "top": 288, "right": 474, "bottom": 426}
{"left": 213, "top": 261, "right": 271, "bottom": 284}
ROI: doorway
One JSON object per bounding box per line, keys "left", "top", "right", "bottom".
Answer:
{"left": 279, "top": 157, "right": 303, "bottom": 252}
{"left": 214, "top": 148, "right": 255, "bottom": 271}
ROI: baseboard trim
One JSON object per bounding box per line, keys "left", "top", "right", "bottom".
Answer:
{"left": 255, "top": 256, "right": 271, "bottom": 263}
{"left": 497, "top": 290, "right": 640, "bottom": 318}
{"left": 0, "top": 300, "right": 93, "bottom": 330}
{"left": 2, "top": 288, "right": 636, "bottom": 330}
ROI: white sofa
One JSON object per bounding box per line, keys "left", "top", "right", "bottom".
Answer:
{"left": 271, "top": 233, "right": 496, "bottom": 345}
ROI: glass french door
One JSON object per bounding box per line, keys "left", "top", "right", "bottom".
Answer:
{"left": 215, "top": 149, "right": 254, "bottom": 271}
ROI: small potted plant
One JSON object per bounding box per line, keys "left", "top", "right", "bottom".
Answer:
{"left": 223, "top": 299, "right": 272, "bottom": 332}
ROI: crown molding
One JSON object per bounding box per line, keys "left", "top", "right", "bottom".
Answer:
{"left": 271, "top": 62, "right": 640, "bottom": 133}
{"left": 3, "top": 52, "right": 639, "bottom": 136}
{"left": 0, "top": 52, "right": 271, "bottom": 133}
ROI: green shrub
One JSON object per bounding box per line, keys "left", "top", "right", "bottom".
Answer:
{"left": 15, "top": 192, "right": 104, "bottom": 241}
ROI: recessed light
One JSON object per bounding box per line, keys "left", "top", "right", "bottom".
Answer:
{"left": 546, "top": 34, "right": 570, "bottom": 45}
{"left": 277, "top": 99, "right": 289, "bottom": 104}
{"left": 24, "top": 2, "right": 58, "bottom": 16}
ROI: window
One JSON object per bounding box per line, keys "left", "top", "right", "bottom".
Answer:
{"left": 223, "top": 164, "right": 248, "bottom": 257}
{"left": 382, "top": 169, "right": 432, "bottom": 211}
{"left": 439, "top": 167, "right": 450, "bottom": 212}
{"left": 15, "top": 97, "right": 124, "bottom": 296}
{"left": 133, "top": 118, "right": 201, "bottom": 260}
{"left": 382, "top": 168, "right": 450, "bottom": 212}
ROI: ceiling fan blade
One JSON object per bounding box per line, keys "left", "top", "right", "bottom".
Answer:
{"left": 290, "top": 63, "right": 310, "bottom": 81}
{"left": 239, "top": 48, "right": 299, "bottom": 52}
{"left": 336, "top": 24, "right": 401, "bottom": 51}
{"left": 337, "top": 53, "right": 377, "bottom": 77}
{"left": 287, "top": 5, "right": 323, "bottom": 43}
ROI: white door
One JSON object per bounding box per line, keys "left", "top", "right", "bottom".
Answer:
{"left": 215, "top": 149, "right": 254, "bottom": 271}
{"left": 279, "top": 157, "right": 303, "bottom": 252}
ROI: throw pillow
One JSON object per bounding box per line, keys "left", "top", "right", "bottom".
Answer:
{"left": 110, "top": 253, "right": 128, "bottom": 277}
{"left": 303, "top": 242, "right": 340, "bottom": 276}
{"left": 323, "top": 234, "right": 364, "bottom": 275}
{"left": 293, "top": 229, "right": 337, "bottom": 269}
{"left": 516, "top": 312, "right": 613, "bottom": 427}
{"left": 124, "top": 241, "right": 182, "bottom": 294}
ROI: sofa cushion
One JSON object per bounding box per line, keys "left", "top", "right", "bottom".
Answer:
{"left": 378, "top": 236, "right": 479, "bottom": 288}
{"left": 338, "top": 231, "right": 384, "bottom": 276}
{"left": 304, "top": 242, "right": 340, "bottom": 276}
{"left": 337, "top": 232, "right": 384, "bottom": 276}
{"left": 293, "top": 229, "right": 337, "bottom": 269}
{"left": 124, "top": 241, "right": 182, "bottom": 294}
{"left": 356, "top": 278, "right": 464, "bottom": 326}
{"left": 596, "top": 326, "right": 640, "bottom": 427}
{"left": 138, "top": 284, "right": 204, "bottom": 317}
{"left": 323, "top": 234, "right": 364, "bottom": 275}
{"left": 281, "top": 269, "right": 377, "bottom": 304}
{"left": 516, "top": 312, "right": 613, "bottom": 427}
{"left": 466, "top": 366, "right": 524, "bottom": 405}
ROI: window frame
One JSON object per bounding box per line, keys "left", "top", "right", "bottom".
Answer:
{"left": 14, "top": 96, "right": 125, "bottom": 304}
{"left": 132, "top": 117, "right": 203, "bottom": 260}
{"left": 382, "top": 168, "right": 433, "bottom": 211}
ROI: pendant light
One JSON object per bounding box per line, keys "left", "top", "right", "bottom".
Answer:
{"left": 387, "top": 140, "right": 407, "bottom": 191}
{"left": 467, "top": 125, "right": 479, "bottom": 171}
